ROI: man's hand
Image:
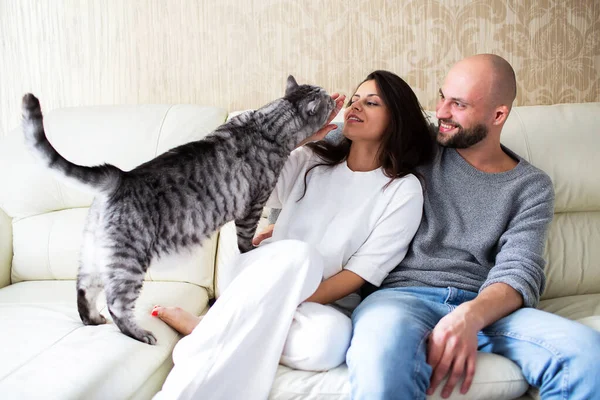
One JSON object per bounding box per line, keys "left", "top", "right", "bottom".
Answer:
{"left": 252, "top": 224, "right": 274, "bottom": 246}
{"left": 427, "top": 283, "right": 523, "bottom": 398}
{"left": 296, "top": 93, "right": 346, "bottom": 147}
{"left": 426, "top": 305, "right": 482, "bottom": 398}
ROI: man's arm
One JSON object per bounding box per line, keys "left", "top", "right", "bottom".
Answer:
{"left": 478, "top": 174, "right": 555, "bottom": 308}
{"left": 460, "top": 282, "right": 523, "bottom": 328}
{"left": 427, "top": 172, "right": 555, "bottom": 398}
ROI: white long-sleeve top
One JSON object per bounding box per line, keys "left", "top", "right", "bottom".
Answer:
{"left": 265, "top": 147, "right": 424, "bottom": 309}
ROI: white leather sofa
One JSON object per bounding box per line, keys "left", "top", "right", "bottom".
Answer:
{"left": 0, "top": 101, "right": 599, "bottom": 400}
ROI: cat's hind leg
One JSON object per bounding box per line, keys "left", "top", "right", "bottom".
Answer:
{"left": 235, "top": 201, "right": 266, "bottom": 253}
{"left": 77, "top": 208, "right": 106, "bottom": 325}
{"left": 77, "top": 272, "right": 106, "bottom": 325}
{"left": 103, "top": 254, "right": 156, "bottom": 345}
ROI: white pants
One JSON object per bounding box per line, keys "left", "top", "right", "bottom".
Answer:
{"left": 154, "top": 240, "right": 352, "bottom": 400}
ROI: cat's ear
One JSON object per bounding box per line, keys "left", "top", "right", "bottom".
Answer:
{"left": 286, "top": 75, "right": 299, "bottom": 96}
{"left": 306, "top": 99, "right": 320, "bottom": 116}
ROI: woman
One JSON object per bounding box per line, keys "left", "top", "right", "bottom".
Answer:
{"left": 152, "top": 71, "right": 435, "bottom": 400}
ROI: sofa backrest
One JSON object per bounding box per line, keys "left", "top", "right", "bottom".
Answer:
{"left": 0, "top": 104, "right": 227, "bottom": 293}
{"left": 426, "top": 103, "right": 600, "bottom": 300}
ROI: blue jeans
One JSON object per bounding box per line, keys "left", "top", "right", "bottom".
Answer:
{"left": 347, "top": 287, "right": 600, "bottom": 400}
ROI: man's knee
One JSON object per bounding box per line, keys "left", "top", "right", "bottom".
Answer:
{"left": 569, "top": 325, "right": 600, "bottom": 370}
{"left": 347, "top": 289, "right": 435, "bottom": 396}
{"left": 351, "top": 289, "right": 435, "bottom": 343}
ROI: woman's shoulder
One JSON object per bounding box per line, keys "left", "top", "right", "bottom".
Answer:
{"left": 389, "top": 172, "right": 424, "bottom": 195}
{"left": 288, "top": 145, "right": 321, "bottom": 168}
{"left": 289, "top": 145, "right": 316, "bottom": 160}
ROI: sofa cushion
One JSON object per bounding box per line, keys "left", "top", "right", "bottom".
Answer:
{"left": 0, "top": 280, "right": 208, "bottom": 399}
{"left": 11, "top": 207, "right": 218, "bottom": 292}
{"left": 538, "top": 293, "right": 600, "bottom": 330}
{"left": 542, "top": 211, "right": 600, "bottom": 299}
{"left": 270, "top": 352, "right": 528, "bottom": 400}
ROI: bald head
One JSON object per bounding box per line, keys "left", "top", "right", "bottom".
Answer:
{"left": 453, "top": 54, "right": 517, "bottom": 110}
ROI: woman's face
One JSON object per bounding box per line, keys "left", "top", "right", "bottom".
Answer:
{"left": 343, "top": 79, "right": 390, "bottom": 143}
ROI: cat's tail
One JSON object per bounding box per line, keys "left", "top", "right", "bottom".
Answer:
{"left": 21, "top": 93, "right": 123, "bottom": 194}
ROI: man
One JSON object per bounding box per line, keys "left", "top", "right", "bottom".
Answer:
{"left": 345, "top": 54, "right": 600, "bottom": 399}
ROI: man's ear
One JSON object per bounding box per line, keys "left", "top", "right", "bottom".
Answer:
{"left": 286, "top": 75, "right": 299, "bottom": 96}
{"left": 493, "top": 105, "right": 510, "bottom": 126}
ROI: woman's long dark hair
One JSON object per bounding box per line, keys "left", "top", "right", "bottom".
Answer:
{"left": 302, "top": 70, "right": 435, "bottom": 195}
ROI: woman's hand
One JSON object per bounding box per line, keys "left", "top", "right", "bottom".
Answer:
{"left": 252, "top": 224, "right": 275, "bottom": 246}
{"left": 325, "top": 93, "right": 346, "bottom": 125}
{"left": 296, "top": 93, "right": 346, "bottom": 148}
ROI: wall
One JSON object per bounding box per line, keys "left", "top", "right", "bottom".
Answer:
{"left": 1, "top": 0, "right": 599, "bottom": 136}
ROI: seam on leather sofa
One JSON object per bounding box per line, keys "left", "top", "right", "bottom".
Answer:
{"left": 212, "top": 230, "right": 221, "bottom": 299}
{"left": 272, "top": 394, "right": 348, "bottom": 398}
{"left": 272, "top": 377, "right": 528, "bottom": 396}
{"left": 153, "top": 105, "right": 175, "bottom": 158}
{"left": 512, "top": 109, "right": 533, "bottom": 163}
{"left": 54, "top": 180, "right": 68, "bottom": 212}
{"left": 146, "top": 106, "right": 174, "bottom": 283}
{"left": 129, "top": 355, "right": 174, "bottom": 400}
{"left": 0, "top": 324, "right": 81, "bottom": 381}
{"left": 277, "top": 378, "right": 529, "bottom": 396}
{"left": 0, "top": 208, "right": 12, "bottom": 289}
{"left": 553, "top": 209, "right": 598, "bottom": 215}
{"left": 46, "top": 217, "right": 56, "bottom": 279}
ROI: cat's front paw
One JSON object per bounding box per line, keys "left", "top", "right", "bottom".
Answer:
{"left": 137, "top": 330, "right": 157, "bottom": 345}
{"left": 238, "top": 240, "right": 254, "bottom": 254}
{"left": 238, "top": 242, "right": 254, "bottom": 253}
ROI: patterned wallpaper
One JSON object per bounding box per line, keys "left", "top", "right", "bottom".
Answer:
{"left": 1, "top": 0, "right": 599, "bottom": 136}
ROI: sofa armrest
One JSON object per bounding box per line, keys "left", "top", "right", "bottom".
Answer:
{"left": 0, "top": 207, "right": 12, "bottom": 289}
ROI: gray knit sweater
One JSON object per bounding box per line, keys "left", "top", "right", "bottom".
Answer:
{"left": 381, "top": 145, "right": 555, "bottom": 308}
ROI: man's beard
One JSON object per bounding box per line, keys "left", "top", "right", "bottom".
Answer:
{"left": 437, "top": 120, "right": 488, "bottom": 149}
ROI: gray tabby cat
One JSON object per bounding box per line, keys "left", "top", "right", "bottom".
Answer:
{"left": 21, "top": 76, "right": 334, "bottom": 344}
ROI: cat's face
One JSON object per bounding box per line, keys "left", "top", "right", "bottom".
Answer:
{"left": 284, "top": 75, "right": 335, "bottom": 138}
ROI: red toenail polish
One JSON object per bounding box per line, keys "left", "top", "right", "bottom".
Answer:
{"left": 151, "top": 309, "right": 158, "bottom": 316}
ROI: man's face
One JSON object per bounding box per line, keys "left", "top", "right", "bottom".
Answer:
{"left": 435, "top": 65, "right": 491, "bottom": 149}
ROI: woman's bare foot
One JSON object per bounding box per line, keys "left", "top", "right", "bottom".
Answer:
{"left": 151, "top": 306, "right": 202, "bottom": 336}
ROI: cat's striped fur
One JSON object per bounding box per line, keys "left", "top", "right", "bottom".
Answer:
{"left": 21, "top": 76, "right": 334, "bottom": 344}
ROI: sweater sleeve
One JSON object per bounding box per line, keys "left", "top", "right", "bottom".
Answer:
{"left": 266, "top": 147, "right": 313, "bottom": 209}
{"left": 344, "top": 178, "right": 424, "bottom": 286}
{"left": 479, "top": 173, "right": 555, "bottom": 308}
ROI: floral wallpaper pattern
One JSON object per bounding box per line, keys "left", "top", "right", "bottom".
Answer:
{"left": 1, "top": 0, "right": 599, "bottom": 136}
